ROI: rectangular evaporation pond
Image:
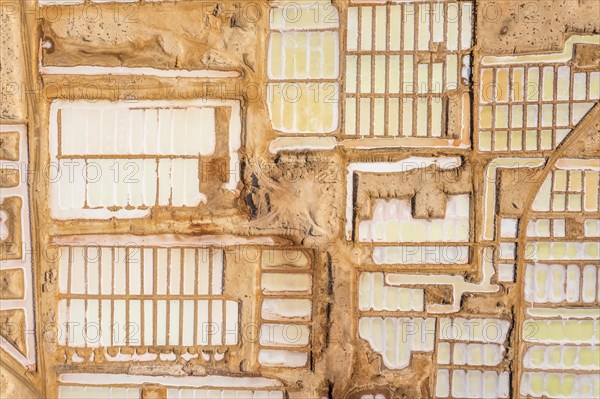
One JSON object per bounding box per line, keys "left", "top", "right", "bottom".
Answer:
{"left": 49, "top": 99, "right": 241, "bottom": 220}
